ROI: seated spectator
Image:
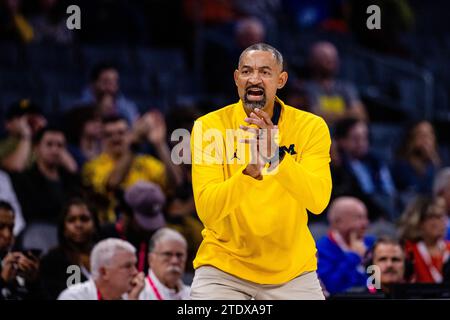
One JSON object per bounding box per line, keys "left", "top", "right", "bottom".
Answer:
{"left": 0, "top": 99, "right": 47, "bottom": 172}
{"left": 77, "top": 63, "right": 139, "bottom": 125}
{"left": 140, "top": 228, "right": 190, "bottom": 300}
{"left": 332, "top": 117, "right": 397, "bottom": 220}
{"left": 0, "top": 201, "right": 41, "bottom": 300}
{"left": 317, "top": 197, "right": 375, "bottom": 295}
{"left": 12, "top": 126, "right": 80, "bottom": 225}
{"left": 165, "top": 106, "right": 204, "bottom": 273}
{"left": 30, "top": 0, "right": 73, "bottom": 45}
{"left": 40, "top": 198, "right": 99, "bottom": 300}
{"left": 64, "top": 105, "right": 102, "bottom": 170}
{"left": 367, "top": 236, "right": 410, "bottom": 296}
{"left": 298, "top": 41, "right": 367, "bottom": 125}
{"left": 0, "top": 0, "right": 34, "bottom": 44}
{"left": 392, "top": 121, "right": 442, "bottom": 201}
{"left": 82, "top": 114, "right": 182, "bottom": 223}
{"left": 203, "top": 16, "right": 266, "bottom": 98}
{"left": 100, "top": 181, "right": 166, "bottom": 274}
{"left": 432, "top": 168, "right": 450, "bottom": 239}
{"left": 11, "top": 126, "right": 82, "bottom": 253}
{"left": 0, "top": 169, "right": 25, "bottom": 235}
{"left": 58, "top": 238, "right": 144, "bottom": 300}
{"left": 398, "top": 196, "right": 450, "bottom": 283}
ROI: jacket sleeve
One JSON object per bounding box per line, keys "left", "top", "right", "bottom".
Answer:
{"left": 273, "top": 117, "right": 332, "bottom": 214}
{"left": 317, "top": 245, "right": 365, "bottom": 294}
{"left": 191, "top": 119, "right": 258, "bottom": 229}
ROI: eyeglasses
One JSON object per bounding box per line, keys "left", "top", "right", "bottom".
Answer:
{"left": 153, "top": 251, "right": 186, "bottom": 261}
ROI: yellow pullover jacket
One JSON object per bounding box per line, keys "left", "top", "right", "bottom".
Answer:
{"left": 191, "top": 96, "right": 332, "bottom": 284}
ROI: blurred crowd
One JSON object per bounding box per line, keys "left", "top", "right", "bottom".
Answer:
{"left": 1, "top": 0, "right": 450, "bottom": 300}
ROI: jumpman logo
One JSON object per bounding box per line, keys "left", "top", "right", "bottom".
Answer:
{"left": 231, "top": 149, "right": 240, "bottom": 160}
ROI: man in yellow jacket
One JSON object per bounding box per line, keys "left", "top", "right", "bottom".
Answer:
{"left": 190, "top": 43, "right": 332, "bottom": 299}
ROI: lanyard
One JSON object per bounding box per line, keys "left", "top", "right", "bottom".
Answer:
{"left": 416, "top": 241, "right": 450, "bottom": 283}
{"left": 146, "top": 275, "right": 163, "bottom": 300}
{"left": 138, "top": 242, "right": 146, "bottom": 272}
{"left": 96, "top": 287, "right": 103, "bottom": 300}
{"left": 329, "top": 231, "right": 351, "bottom": 252}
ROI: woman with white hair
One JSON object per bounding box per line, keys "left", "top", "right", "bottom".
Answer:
{"left": 58, "top": 238, "right": 144, "bottom": 300}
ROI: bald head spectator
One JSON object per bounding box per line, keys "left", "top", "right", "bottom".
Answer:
{"left": 140, "top": 228, "right": 190, "bottom": 300}
{"left": 76, "top": 63, "right": 139, "bottom": 125}
{"left": 58, "top": 238, "right": 145, "bottom": 300}
{"left": 235, "top": 17, "right": 266, "bottom": 50}
{"left": 203, "top": 17, "right": 267, "bottom": 99}
{"left": 316, "top": 197, "right": 375, "bottom": 295}
{"left": 433, "top": 168, "right": 450, "bottom": 240}
{"left": 299, "top": 41, "right": 367, "bottom": 125}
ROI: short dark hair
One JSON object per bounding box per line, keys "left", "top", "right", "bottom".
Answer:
{"left": 238, "top": 43, "right": 285, "bottom": 71}
{"left": 33, "top": 126, "right": 65, "bottom": 145}
{"left": 101, "top": 115, "right": 128, "bottom": 126}
{"left": 333, "top": 117, "right": 363, "bottom": 140}
{"left": 372, "top": 236, "right": 402, "bottom": 253}
{"left": 0, "top": 200, "right": 14, "bottom": 214}
{"left": 89, "top": 62, "right": 118, "bottom": 83}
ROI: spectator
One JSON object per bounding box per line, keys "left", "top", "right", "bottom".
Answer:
{"left": 203, "top": 17, "right": 267, "bottom": 98}
{"left": 332, "top": 117, "right": 397, "bottom": 220}
{"left": 299, "top": 41, "right": 367, "bottom": 125}
{"left": 100, "top": 181, "right": 166, "bottom": 274}
{"left": 57, "top": 238, "right": 145, "bottom": 300}
{"left": 140, "top": 228, "right": 190, "bottom": 300}
{"left": 433, "top": 168, "right": 450, "bottom": 239}
{"left": 0, "top": 99, "right": 47, "bottom": 172}
{"left": 82, "top": 114, "right": 182, "bottom": 223}
{"left": 398, "top": 196, "right": 450, "bottom": 283}
{"left": 64, "top": 105, "right": 102, "bottom": 170}
{"left": 0, "top": 0, "right": 34, "bottom": 44}
{"left": 316, "top": 197, "right": 375, "bottom": 295}
{"left": 368, "top": 236, "right": 409, "bottom": 296}
{"left": 0, "top": 201, "right": 41, "bottom": 300}
{"left": 30, "top": 0, "right": 73, "bottom": 45}
{"left": 165, "top": 106, "right": 204, "bottom": 273}
{"left": 11, "top": 126, "right": 82, "bottom": 252}
{"left": 40, "top": 198, "right": 99, "bottom": 300}
{"left": 77, "top": 63, "right": 139, "bottom": 125}
{"left": 0, "top": 169, "right": 25, "bottom": 235}
{"left": 392, "top": 121, "right": 442, "bottom": 200}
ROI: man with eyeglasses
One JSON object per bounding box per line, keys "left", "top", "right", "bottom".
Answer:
{"left": 139, "top": 228, "right": 190, "bottom": 300}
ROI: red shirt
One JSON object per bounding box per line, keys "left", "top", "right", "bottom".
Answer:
{"left": 405, "top": 240, "right": 450, "bottom": 283}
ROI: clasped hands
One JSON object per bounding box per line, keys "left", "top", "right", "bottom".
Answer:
{"left": 240, "top": 108, "right": 282, "bottom": 180}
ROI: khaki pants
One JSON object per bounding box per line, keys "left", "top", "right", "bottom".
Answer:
{"left": 190, "top": 265, "right": 325, "bottom": 300}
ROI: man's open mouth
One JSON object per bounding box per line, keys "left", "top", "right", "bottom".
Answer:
{"left": 246, "top": 87, "right": 265, "bottom": 101}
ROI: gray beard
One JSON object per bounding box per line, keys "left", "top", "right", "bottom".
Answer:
{"left": 243, "top": 94, "right": 266, "bottom": 110}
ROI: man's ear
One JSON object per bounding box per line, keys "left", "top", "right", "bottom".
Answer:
{"left": 148, "top": 253, "right": 154, "bottom": 268}
{"left": 234, "top": 69, "right": 239, "bottom": 87}
{"left": 99, "top": 266, "right": 108, "bottom": 279}
{"left": 278, "top": 71, "right": 288, "bottom": 89}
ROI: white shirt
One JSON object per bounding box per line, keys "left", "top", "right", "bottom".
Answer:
{"left": 139, "top": 270, "right": 190, "bottom": 300}
{"left": 57, "top": 279, "right": 128, "bottom": 300}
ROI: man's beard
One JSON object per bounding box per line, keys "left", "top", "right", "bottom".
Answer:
{"left": 243, "top": 93, "right": 266, "bottom": 110}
